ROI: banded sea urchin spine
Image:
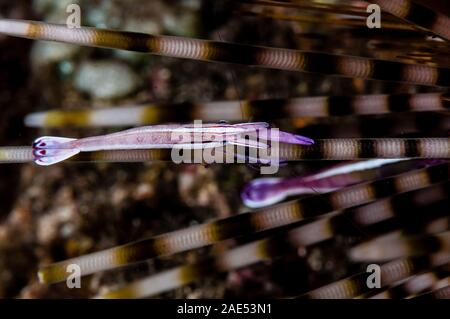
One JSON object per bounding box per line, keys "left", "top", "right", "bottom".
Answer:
{"left": 0, "top": 19, "right": 449, "bottom": 86}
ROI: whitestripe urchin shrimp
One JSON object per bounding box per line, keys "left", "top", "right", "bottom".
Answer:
{"left": 0, "top": 0, "right": 448, "bottom": 301}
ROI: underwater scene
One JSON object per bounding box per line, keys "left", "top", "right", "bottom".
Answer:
{"left": 0, "top": 0, "right": 449, "bottom": 300}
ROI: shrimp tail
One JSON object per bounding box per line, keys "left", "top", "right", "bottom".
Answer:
{"left": 32, "top": 136, "right": 79, "bottom": 166}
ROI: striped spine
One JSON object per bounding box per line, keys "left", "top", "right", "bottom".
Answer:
{"left": 372, "top": 0, "right": 450, "bottom": 41}
{"left": 2, "top": 138, "right": 448, "bottom": 164}
{"left": 0, "top": 147, "right": 172, "bottom": 164}
{"left": 0, "top": 147, "right": 35, "bottom": 163}
{"left": 349, "top": 231, "right": 450, "bottom": 262}
{"left": 24, "top": 93, "right": 449, "bottom": 128}
{"left": 98, "top": 182, "right": 448, "bottom": 298}
{"left": 413, "top": 285, "right": 450, "bottom": 299}
{"left": 370, "top": 267, "right": 450, "bottom": 299}
{"left": 278, "top": 138, "right": 450, "bottom": 160}
{"left": 298, "top": 254, "right": 450, "bottom": 299}
{"left": 294, "top": 112, "right": 450, "bottom": 138}
{"left": 0, "top": 19, "right": 449, "bottom": 86}
{"left": 247, "top": 0, "right": 450, "bottom": 41}
{"left": 37, "top": 163, "right": 449, "bottom": 284}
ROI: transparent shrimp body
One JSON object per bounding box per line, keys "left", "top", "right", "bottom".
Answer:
{"left": 32, "top": 122, "right": 314, "bottom": 166}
